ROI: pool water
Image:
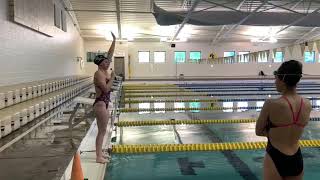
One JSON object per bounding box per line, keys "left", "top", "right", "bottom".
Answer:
{"left": 107, "top": 81, "right": 320, "bottom": 180}
{"left": 106, "top": 148, "right": 320, "bottom": 180}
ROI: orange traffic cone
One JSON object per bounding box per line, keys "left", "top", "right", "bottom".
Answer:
{"left": 71, "top": 152, "right": 84, "bottom": 180}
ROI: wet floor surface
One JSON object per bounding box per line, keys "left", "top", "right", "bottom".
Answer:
{"left": 0, "top": 110, "right": 90, "bottom": 180}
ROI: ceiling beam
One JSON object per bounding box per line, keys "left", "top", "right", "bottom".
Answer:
{"left": 66, "top": 9, "right": 152, "bottom": 14}
{"left": 236, "top": 0, "right": 247, "bottom": 10}
{"left": 202, "top": 0, "right": 242, "bottom": 12}
{"left": 259, "top": 0, "right": 310, "bottom": 42}
{"left": 80, "top": 28, "right": 301, "bottom": 39}
{"left": 219, "top": 1, "right": 267, "bottom": 40}
{"left": 290, "top": 0, "right": 304, "bottom": 10}
{"left": 193, "top": 0, "right": 239, "bottom": 14}
{"left": 262, "top": 6, "right": 320, "bottom": 41}
{"left": 264, "top": 1, "right": 305, "bottom": 15}
{"left": 61, "top": 0, "right": 81, "bottom": 32}
{"left": 211, "top": 1, "right": 268, "bottom": 45}
{"left": 294, "top": 27, "right": 318, "bottom": 43}
{"left": 259, "top": 0, "right": 301, "bottom": 13}
{"left": 306, "top": 0, "right": 313, "bottom": 13}
{"left": 302, "top": 32, "right": 320, "bottom": 43}
{"left": 210, "top": 26, "right": 226, "bottom": 45}
{"left": 248, "top": 0, "right": 253, "bottom": 12}
{"left": 171, "top": 0, "right": 201, "bottom": 41}
{"left": 115, "top": 0, "right": 122, "bottom": 39}
{"left": 210, "top": 0, "right": 246, "bottom": 45}
{"left": 150, "top": 0, "right": 154, "bottom": 13}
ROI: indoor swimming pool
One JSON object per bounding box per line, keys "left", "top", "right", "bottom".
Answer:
{"left": 105, "top": 81, "right": 320, "bottom": 180}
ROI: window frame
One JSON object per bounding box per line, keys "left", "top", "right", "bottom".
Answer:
{"left": 223, "top": 51, "right": 236, "bottom": 58}
{"left": 304, "top": 51, "right": 315, "bottom": 63}
{"left": 138, "top": 51, "right": 150, "bottom": 63}
{"left": 274, "top": 51, "right": 284, "bottom": 63}
{"left": 189, "top": 51, "right": 202, "bottom": 62}
{"left": 174, "top": 51, "right": 187, "bottom": 63}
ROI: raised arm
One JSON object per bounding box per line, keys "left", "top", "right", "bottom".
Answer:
{"left": 107, "top": 32, "right": 116, "bottom": 60}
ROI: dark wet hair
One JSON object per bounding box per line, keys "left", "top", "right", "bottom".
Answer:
{"left": 273, "top": 60, "right": 302, "bottom": 87}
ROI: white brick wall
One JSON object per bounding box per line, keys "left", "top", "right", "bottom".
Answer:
{"left": 83, "top": 40, "right": 320, "bottom": 78}
{"left": 0, "top": 0, "right": 85, "bottom": 86}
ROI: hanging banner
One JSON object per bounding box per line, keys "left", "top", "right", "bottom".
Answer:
{"left": 316, "top": 40, "right": 320, "bottom": 52}
{"left": 288, "top": 45, "right": 294, "bottom": 56}
{"left": 259, "top": 52, "right": 262, "bottom": 62}
{"left": 254, "top": 52, "right": 259, "bottom": 62}
{"left": 300, "top": 43, "right": 306, "bottom": 56}
{"left": 249, "top": 53, "right": 255, "bottom": 63}
{"left": 308, "top": 41, "right": 314, "bottom": 52}
{"left": 272, "top": 48, "right": 277, "bottom": 58}
{"left": 280, "top": 47, "right": 285, "bottom": 60}
{"left": 266, "top": 50, "right": 270, "bottom": 60}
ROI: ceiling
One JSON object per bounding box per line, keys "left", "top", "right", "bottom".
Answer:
{"left": 66, "top": 0, "right": 320, "bottom": 45}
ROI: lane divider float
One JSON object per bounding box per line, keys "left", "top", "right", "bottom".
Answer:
{"left": 112, "top": 140, "right": 320, "bottom": 153}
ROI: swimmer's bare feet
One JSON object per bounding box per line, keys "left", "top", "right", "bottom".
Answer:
{"left": 102, "top": 152, "right": 110, "bottom": 159}
{"left": 96, "top": 157, "right": 109, "bottom": 164}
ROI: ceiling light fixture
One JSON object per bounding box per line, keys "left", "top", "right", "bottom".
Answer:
{"left": 127, "top": 36, "right": 134, "bottom": 41}
{"left": 251, "top": 37, "right": 277, "bottom": 43}
{"left": 160, "top": 37, "right": 167, "bottom": 42}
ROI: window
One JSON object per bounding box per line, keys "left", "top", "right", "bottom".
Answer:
{"left": 86, "top": 52, "right": 107, "bottom": 62}
{"left": 139, "top": 51, "right": 150, "bottom": 63}
{"left": 139, "top": 103, "right": 150, "bottom": 114}
{"left": 61, "top": 10, "right": 67, "bottom": 32}
{"left": 307, "top": 97, "right": 313, "bottom": 107}
{"left": 174, "top": 102, "right": 185, "bottom": 113}
{"left": 315, "top": 100, "right": 320, "bottom": 110}
{"left": 175, "top": 51, "right": 186, "bottom": 63}
{"left": 54, "top": 4, "right": 61, "bottom": 28}
{"left": 190, "top": 51, "right": 201, "bottom": 62}
{"left": 239, "top": 51, "right": 250, "bottom": 55}
{"left": 224, "top": 51, "right": 235, "bottom": 57}
{"left": 305, "top": 51, "right": 315, "bottom": 63}
{"left": 256, "top": 101, "right": 265, "bottom": 112}
{"left": 274, "top": 51, "right": 283, "bottom": 63}
{"left": 223, "top": 102, "right": 233, "bottom": 112}
{"left": 189, "top": 102, "right": 200, "bottom": 113}
{"left": 154, "top": 103, "right": 165, "bottom": 113}
{"left": 54, "top": 4, "right": 67, "bottom": 32}
{"left": 154, "top": 51, "right": 166, "bottom": 63}
{"left": 237, "top": 102, "right": 248, "bottom": 112}
{"left": 238, "top": 51, "right": 249, "bottom": 63}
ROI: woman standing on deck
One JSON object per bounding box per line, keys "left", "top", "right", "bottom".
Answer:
{"left": 93, "top": 32, "right": 116, "bottom": 163}
{"left": 256, "top": 60, "right": 312, "bottom": 180}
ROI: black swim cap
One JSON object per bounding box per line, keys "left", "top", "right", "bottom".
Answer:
{"left": 94, "top": 55, "right": 108, "bottom": 65}
{"left": 275, "top": 60, "right": 303, "bottom": 87}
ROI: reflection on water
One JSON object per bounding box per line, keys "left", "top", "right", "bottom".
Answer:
{"left": 106, "top": 148, "right": 320, "bottom": 180}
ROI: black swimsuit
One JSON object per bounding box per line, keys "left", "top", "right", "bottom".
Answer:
{"left": 266, "top": 96, "right": 305, "bottom": 177}
{"left": 93, "top": 81, "right": 111, "bottom": 109}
